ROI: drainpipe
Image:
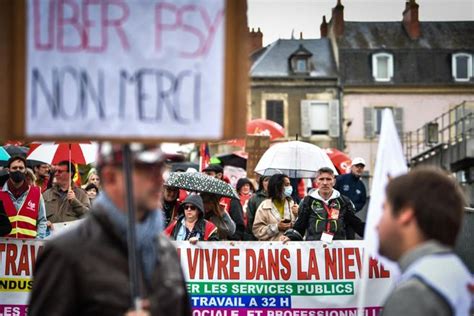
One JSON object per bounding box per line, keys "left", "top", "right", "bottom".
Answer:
{"left": 337, "top": 81, "right": 344, "bottom": 150}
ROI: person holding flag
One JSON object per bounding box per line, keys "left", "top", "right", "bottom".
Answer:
{"left": 43, "top": 160, "right": 90, "bottom": 223}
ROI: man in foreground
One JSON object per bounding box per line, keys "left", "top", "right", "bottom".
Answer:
{"left": 378, "top": 167, "right": 472, "bottom": 315}
{"left": 29, "top": 143, "right": 191, "bottom": 315}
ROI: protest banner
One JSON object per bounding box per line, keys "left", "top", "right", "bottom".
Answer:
{"left": 1, "top": 238, "right": 395, "bottom": 316}
{"left": 0, "top": 0, "right": 247, "bottom": 142}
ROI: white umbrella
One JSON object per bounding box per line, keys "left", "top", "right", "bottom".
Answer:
{"left": 26, "top": 142, "right": 98, "bottom": 165}
{"left": 254, "top": 141, "right": 337, "bottom": 178}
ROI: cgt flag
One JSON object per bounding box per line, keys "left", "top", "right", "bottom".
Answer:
{"left": 357, "top": 109, "right": 408, "bottom": 311}
{"left": 199, "top": 143, "right": 211, "bottom": 172}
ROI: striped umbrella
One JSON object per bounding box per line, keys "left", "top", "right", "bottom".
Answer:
{"left": 26, "top": 142, "right": 97, "bottom": 165}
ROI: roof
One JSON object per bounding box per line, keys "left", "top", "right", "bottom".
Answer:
{"left": 338, "top": 21, "right": 474, "bottom": 86}
{"left": 339, "top": 21, "right": 474, "bottom": 50}
{"left": 250, "top": 38, "right": 338, "bottom": 78}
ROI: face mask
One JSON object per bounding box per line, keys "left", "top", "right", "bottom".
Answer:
{"left": 284, "top": 186, "right": 293, "bottom": 197}
{"left": 10, "top": 171, "right": 26, "bottom": 183}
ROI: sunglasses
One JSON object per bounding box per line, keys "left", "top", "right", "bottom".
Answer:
{"left": 184, "top": 205, "right": 197, "bottom": 211}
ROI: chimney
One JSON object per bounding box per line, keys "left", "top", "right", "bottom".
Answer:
{"left": 330, "top": 0, "right": 344, "bottom": 37}
{"left": 248, "top": 27, "right": 263, "bottom": 53}
{"left": 403, "top": 0, "right": 420, "bottom": 40}
{"left": 320, "top": 16, "right": 328, "bottom": 38}
{"left": 300, "top": 32, "right": 303, "bottom": 40}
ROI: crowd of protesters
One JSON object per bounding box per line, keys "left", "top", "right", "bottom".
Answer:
{"left": 0, "top": 152, "right": 370, "bottom": 243}
{"left": 1, "top": 146, "right": 471, "bottom": 316}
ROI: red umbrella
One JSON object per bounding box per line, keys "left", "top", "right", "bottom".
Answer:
{"left": 227, "top": 119, "right": 285, "bottom": 147}
{"left": 325, "top": 148, "right": 351, "bottom": 174}
{"left": 26, "top": 142, "right": 97, "bottom": 165}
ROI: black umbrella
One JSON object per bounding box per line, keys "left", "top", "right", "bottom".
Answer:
{"left": 216, "top": 151, "right": 247, "bottom": 170}
{"left": 165, "top": 172, "right": 239, "bottom": 199}
{"left": 3, "top": 145, "right": 29, "bottom": 158}
{"left": 170, "top": 161, "right": 199, "bottom": 172}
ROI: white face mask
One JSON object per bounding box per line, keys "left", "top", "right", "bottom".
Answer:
{"left": 284, "top": 185, "right": 293, "bottom": 197}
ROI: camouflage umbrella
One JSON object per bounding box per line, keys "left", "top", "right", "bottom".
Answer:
{"left": 165, "top": 172, "right": 239, "bottom": 199}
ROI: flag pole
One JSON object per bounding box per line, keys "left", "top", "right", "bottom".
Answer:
{"left": 122, "top": 144, "right": 142, "bottom": 311}
{"left": 68, "top": 144, "right": 71, "bottom": 191}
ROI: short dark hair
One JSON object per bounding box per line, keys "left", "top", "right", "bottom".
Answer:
{"left": 57, "top": 161, "right": 76, "bottom": 179}
{"left": 317, "top": 167, "right": 335, "bottom": 177}
{"left": 236, "top": 178, "right": 255, "bottom": 193}
{"left": 7, "top": 156, "right": 27, "bottom": 169}
{"left": 84, "top": 183, "right": 99, "bottom": 193}
{"left": 386, "top": 167, "right": 465, "bottom": 247}
{"left": 268, "top": 174, "right": 288, "bottom": 200}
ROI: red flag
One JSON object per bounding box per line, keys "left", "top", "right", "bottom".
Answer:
{"left": 199, "top": 143, "right": 210, "bottom": 172}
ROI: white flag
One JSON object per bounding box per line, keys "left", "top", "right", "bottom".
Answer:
{"left": 357, "top": 109, "right": 408, "bottom": 312}
{"left": 365, "top": 109, "right": 408, "bottom": 255}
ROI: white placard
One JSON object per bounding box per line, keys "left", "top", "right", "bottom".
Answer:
{"left": 26, "top": 0, "right": 226, "bottom": 140}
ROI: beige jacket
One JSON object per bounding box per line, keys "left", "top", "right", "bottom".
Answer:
{"left": 252, "top": 198, "right": 296, "bottom": 241}
{"left": 43, "top": 184, "right": 90, "bottom": 223}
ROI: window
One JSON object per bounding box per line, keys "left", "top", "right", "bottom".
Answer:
{"left": 295, "top": 59, "right": 308, "bottom": 73}
{"left": 372, "top": 53, "right": 394, "bottom": 82}
{"left": 309, "top": 102, "right": 329, "bottom": 135}
{"left": 452, "top": 53, "right": 472, "bottom": 82}
{"left": 266, "top": 100, "right": 284, "bottom": 127}
{"left": 364, "top": 106, "right": 403, "bottom": 138}
{"left": 300, "top": 100, "right": 340, "bottom": 137}
{"left": 289, "top": 44, "right": 312, "bottom": 75}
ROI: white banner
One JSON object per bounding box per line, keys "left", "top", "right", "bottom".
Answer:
{"left": 26, "top": 0, "right": 225, "bottom": 139}
{"left": 0, "top": 239, "right": 395, "bottom": 315}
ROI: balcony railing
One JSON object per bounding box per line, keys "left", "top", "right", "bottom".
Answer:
{"left": 404, "top": 101, "right": 474, "bottom": 161}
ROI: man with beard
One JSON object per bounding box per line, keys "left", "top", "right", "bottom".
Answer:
{"left": 29, "top": 143, "right": 191, "bottom": 315}
{"left": 0, "top": 156, "right": 47, "bottom": 239}
{"left": 378, "top": 168, "right": 472, "bottom": 315}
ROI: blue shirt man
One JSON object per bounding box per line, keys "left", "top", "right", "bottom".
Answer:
{"left": 334, "top": 157, "right": 367, "bottom": 213}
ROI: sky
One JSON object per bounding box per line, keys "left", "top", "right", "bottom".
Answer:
{"left": 248, "top": 0, "right": 474, "bottom": 45}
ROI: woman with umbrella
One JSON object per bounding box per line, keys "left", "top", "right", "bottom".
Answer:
{"left": 252, "top": 174, "right": 299, "bottom": 241}
{"left": 164, "top": 194, "right": 218, "bottom": 243}
{"left": 200, "top": 192, "right": 236, "bottom": 240}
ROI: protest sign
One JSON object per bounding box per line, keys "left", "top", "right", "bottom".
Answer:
{"left": 0, "top": 238, "right": 395, "bottom": 316}
{"left": 0, "top": 0, "right": 247, "bottom": 142}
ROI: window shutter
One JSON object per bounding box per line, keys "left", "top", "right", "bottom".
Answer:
{"left": 364, "top": 107, "right": 374, "bottom": 138}
{"left": 300, "top": 100, "right": 311, "bottom": 137}
{"left": 329, "top": 100, "right": 340, "bottom": 137}
{"left": 393, "top": 107, "right": 404, "bottom": 136}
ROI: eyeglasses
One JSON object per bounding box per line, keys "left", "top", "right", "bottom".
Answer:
{"left": 55, "top": 169, "right": 69, "bottom": 174}
{"left": 184, "top": 205, "right": 197, "bottom": 211}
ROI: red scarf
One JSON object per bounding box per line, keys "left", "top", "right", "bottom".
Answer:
{"left": 7, "top": 179, "right": 29, "bottom": 199}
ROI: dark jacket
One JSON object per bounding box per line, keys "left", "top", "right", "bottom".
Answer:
{"left": 0, "top": 200, "right": 12, "bottom": 236}
{"left": 245, "top": 190, "right": 267, "bottom": 240}
{"left": 334, "top": 173, "right": 367, "bottom": 212}
{"left": 28, "top": 205, "right": 191, "bottom": 316}
{"left": 286, "top": 189, "right": 365, "bottom": 241}
{"left": 220, "top": 197, "right": 245, "bottom": 241}
{"left": 43, "top": 184, "right": 90, "bottom": 223}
